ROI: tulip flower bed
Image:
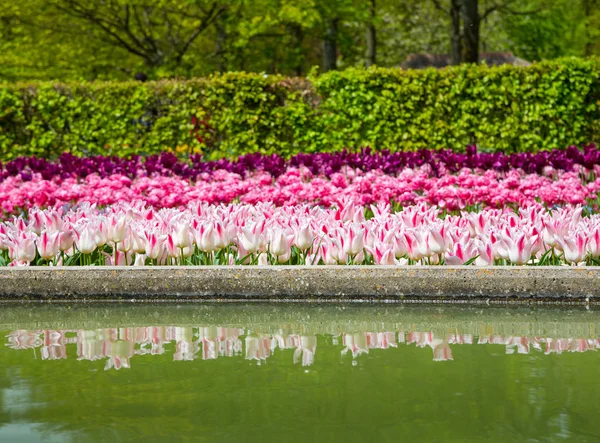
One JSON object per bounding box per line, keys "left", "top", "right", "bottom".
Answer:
{"left": 2, "top": 144, "right": 600, "bottom": 181}
{"left": 0, "top": 202, "right": 599, "bottom": 268}
{"left": 1, "top": 165, "right": 599, "bottom": 215}
{"left": 3, "top": 145, "right": 600, "bottom": 215}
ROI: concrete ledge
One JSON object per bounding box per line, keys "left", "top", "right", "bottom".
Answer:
{"left": 0, "top": 266, "right": 599, "bottom": 301}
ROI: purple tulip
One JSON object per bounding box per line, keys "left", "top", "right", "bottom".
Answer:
{"left": 1, "top": 143, "right": 599, "bottom": 184}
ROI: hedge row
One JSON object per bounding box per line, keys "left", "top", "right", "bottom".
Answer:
{"left": 1, "top": 57, "right": 599, "bottom": 160}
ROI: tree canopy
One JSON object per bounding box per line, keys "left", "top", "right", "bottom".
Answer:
{"left": 0, "top": 0, "right": 598, "bottom": 81}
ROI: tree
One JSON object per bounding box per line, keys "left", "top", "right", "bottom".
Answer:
{"left": 228, "top": 0, "right": 321, "bottom": 75}
{"left": 450, "top": 0, "right": 462, "bottom": 64}
{"left": 432, "top": 0, "right": 463, "bottom": 64}
{"left": 1, "top": 0, "right": 596, "bottom": 81}
{"left": 0, "top": 0, "right": 143, "bottom": 81}
{"left": 365, "top": 0, "right": 376, "bottom": 67}
{"left": 432, "top": 0, "right": 549, "bottom": 64}
{"left": 214, "top": 10, "right": 228, "bottom": 73}
{"left": 315, "top": 0, "right": 360, "bottom": 72}
{"left": 50, "top": 0, "right": 230, "bottom": 70}
{"left": 500, "top": 0, "right": 598, "bottom": 61}
{"left": 582, "top": 0, "right": 599, "bottom": 56}
{"left": 322, "top": 18, "right": 339, "bottom": 71}
{"left": 461, "top": 0, "right": 479, "bottom": 62}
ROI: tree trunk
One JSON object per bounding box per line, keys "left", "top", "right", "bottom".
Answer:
{"left": 450, "top": 0, "right": 462, "bottom": 65}
{"left": 461, "top": 0, "right": 479, "bottom": 63}
{"left": 584, "top": 0, "right": 595, "bottom": 56}
{"left": 290, "top": 24, "right": 305, "bottom": 76}
{"left": 365, "top": 0, "right": 376, "bottom": 67}
{"left": 323, "top": 18, "right": 339, "bottom": 72}
{"left": 215, "top": 13, "right": 227, "bottom": 73}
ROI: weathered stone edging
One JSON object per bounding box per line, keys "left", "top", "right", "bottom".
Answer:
{"left": 0, "top": 266, "right": 599, "bottom": 301}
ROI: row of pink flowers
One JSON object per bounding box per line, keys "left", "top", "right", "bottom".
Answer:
{"left": 1, "top": 165, "right": 599, "bottom": 214}
{"left": 8, "top": 327, "right": 597, "bottom": 369}
{"left": 1, "top": 201, "right": 600, "bottom": 266}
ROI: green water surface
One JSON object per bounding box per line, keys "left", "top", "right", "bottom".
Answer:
{"left": 1, "top": 303, "right": 600, "bottom": 442}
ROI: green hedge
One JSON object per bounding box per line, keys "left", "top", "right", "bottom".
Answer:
{"left": 1, "top": 57, "right": 599, "bottom": 160}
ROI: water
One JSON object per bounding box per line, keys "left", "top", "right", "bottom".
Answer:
{"left": 1, "top": 303, "right": 600, "bottom": 442}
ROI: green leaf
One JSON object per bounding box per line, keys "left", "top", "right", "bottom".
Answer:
{"left": 463, "top": 255, "right": 480, "bottom": 266}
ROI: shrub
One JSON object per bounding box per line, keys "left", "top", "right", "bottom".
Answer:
{"left": 0, "top": 58, "right": 598, "bottom": 160}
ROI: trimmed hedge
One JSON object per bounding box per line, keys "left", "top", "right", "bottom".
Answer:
{"left": 1, "top": 57, "right": 599, "bottom": 160}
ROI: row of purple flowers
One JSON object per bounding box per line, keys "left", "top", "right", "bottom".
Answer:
{"left": 2, "top": 144, "right": 599, "bottom": 182}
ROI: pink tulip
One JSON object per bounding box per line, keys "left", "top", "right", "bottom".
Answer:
{"left": 276, "top": 250, "right": 291, "bottom": 263}
{"left": 467, "top": 213, "right": 487, "bottom": 238}
{"left": 403, "top": 232, "right": 423, "bottom": 261}
{"left": 9, "top": 260, "right": 30, "bottom": 267}
{"left": 144, "top": 232, "right": 164, "bottom": 259}
{"left": 331, "top": 239, "right": 349, "bottom": 264}
{"left": 108, "top": 216, "right": 128, "bottom": 243}
{"left": 587, "top": 228, "right": 600, "bottom": 257}
{"left": 428, "top": 227, "right": 448, "bottom": 255}
{"left": 36, "top": 231, "right": 60, "bottom": 260}
{"left": 0, "top": 233, "right": 8, "bottom": 251}
{"left": 130, "top": 229, "right": 147, "bottom": 254}
{"left": 367, "top": 243, "right": 396, "bottom": 265}
{"left": 341, "top": 225, "right": 364, "bottom": 257}
{"left": 257, "top": 253, "right": 269, "bottom": 266}
{"left": 103, "top": 250, "right": 131, "bottom": 266}
{"left": 294, "top": 224, "right": 314, "bottom": 250}
{"left": 14, "top": 235, "right": 37, "bottom": 263}
{"left": 318, "top": 240, "right": 340, "bottom": 265}
{"left": 44, "top": 210, "right": 64, "bottom": 232}
{"left": 239, "top": 225, "right": 263, "bottom": 254}
{"left": 95, "top": 221, "right": 108, "bottom": 247}
{"left": 475, "top": 242, "right": 494, "bottom": 266}
{"left": 181, "top": 246, "right": 194, "bottom": 258}
{"left": 116, "top": 228, "right": 134, "bottom": 252}
{"left": 270, "top": 229, "right": 291, "bottom": 258}
{"left": 173, "top": 223, "right": 192, "bottom": 249}
{"left": 506, "top": 234, "right": 536, "bottom": 265}
{"left": 390, "top": 233, "right": 407, "bottom": 258}
{"left": 557, "top": 234, "right": 587, "bottom": 264}
{"left": 212, "top": 222, "right": 230, "bottom": 249}
{"left": 415, "top": 231, "right": 433, "bottom": 258}
{"left": 197, "top": 225, "right": 218, "bottom": 253}
{"left": 164, "top": 233, "right": 178, "bottom": 259}
{"left": 445, "top": 241, "right": 476, "bottom": 266}
{"left": 76, "top": 226, "right": 97, "bottom": 254}
{"left": 58, "top": 230, "right": 74, "bottom": 252}
{"left": 28, "top": 210, "right": 44, "bottom": 235}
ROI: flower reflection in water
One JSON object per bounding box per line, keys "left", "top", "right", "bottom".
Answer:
{"left": 407, "top": 332, "right": 457, "bottom": 361}
{"left": 6, "top": 327, "right": 600, "bottom": 370}
{"left": 199, "top": 327, "right": 243, "bottom": 360}
{"left": 342, "top": 332, "right": 398, "bottom": 358}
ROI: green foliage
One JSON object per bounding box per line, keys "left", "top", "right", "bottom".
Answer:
{"left": 2, "top": 0, "right": 600, "bottom": 81}
{"left": 501, "top": 0, "right": 600, "bottom": 61}
{"left": 0, "top": 0, "right": 141, "bottom": 82}
{"left": 313, "top": 57, "right": 600, "bottom": 153}
{"left": 1, "top": 58, "right": 599, "bottom": 160}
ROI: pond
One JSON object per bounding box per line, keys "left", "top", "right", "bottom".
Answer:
{"left": 1, "top": 303, "right": 600, "bottom": 442}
